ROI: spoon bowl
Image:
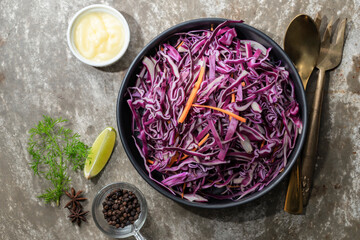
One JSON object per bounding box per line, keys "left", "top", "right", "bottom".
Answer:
{"left": 284, "top": 14, "right": 321, "bottom": 88}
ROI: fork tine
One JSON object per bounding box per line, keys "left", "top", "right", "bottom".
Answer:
{"left": 335, "top": 18, "right": 347, "bottom": 45}
{"left": 314, "top": 12, "right": 322, "bottom": 30}
{"left": 322, "top": 17, "right": 334, "bottom": 46}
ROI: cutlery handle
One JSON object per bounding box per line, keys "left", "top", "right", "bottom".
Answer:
{"left": 284, "top": 157, "right": 303, "bottom": 214}
{"left": 301, "top": 68, "right": 326, "bottom": 206}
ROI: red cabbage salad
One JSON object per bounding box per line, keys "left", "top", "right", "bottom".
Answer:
{"left": 127, "top": 20, "right": 302, "bottom": 202}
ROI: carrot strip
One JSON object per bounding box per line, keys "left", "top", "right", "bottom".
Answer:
{"left": 229, "top": 90, "right": 236, "bottom": 121}
{"left": 167, "top": 152, "right": 179, "bottom": 167}
{"left": 198, "top": 133, "right": 210, "bottom": 147}
{"left": 231, "top": 93, "right": 236, "bottom": 102}
{"left": 147, "top": 159, "right": 154, "bottom": 164}
{"left": 260, "top": 140, "right": 265, "bottom": 148}
{"left": 211, "top": 24, "right": 214, "bottom": 31}
{"left": 272, "top": 146, "right": 279, "bottom": 157}
{"left": 181, "top": 183, "right": 186, "bottom": 198}
{"left": 270, "top": 146, "right": 279, "bottom": 163}
{"left": 161, "top": 46, "right": 164, "bottom": 51}
{"left": 166, "top": 133, "right": 181, "bottom": 167}
{"left": 179, "top": 133, "right": 210, "bottom": 161}
{"left": 178, "top": 65, "right": 206, "bottom": 123}
{"left": 192, "top": 104, "right": 247, "bottom": 123}
{"left": 241, "top": 81, "right": 246, "bottom": 87}
{"left": 177, "top": 41, "right": 184, "bottom": 49}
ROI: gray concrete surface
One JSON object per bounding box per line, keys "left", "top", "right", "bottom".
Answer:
{"left": 1, "top": 0, "right": 359, "bottom": 239}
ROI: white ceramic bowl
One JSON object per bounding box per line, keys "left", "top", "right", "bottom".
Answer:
{"left": 67, "top": 4, "right": 130, "bottom": 67}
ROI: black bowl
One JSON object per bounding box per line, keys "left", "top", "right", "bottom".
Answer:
{"left": 116, "top": 18, "right": 307, "bottom": 209}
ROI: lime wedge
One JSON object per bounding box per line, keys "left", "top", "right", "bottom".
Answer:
{"left": 84, "top": 127, "right": 116, "bottom": 179}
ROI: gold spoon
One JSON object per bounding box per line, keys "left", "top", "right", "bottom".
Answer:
{"left": 283, "top": 14, "right": 321, "bottom": 214}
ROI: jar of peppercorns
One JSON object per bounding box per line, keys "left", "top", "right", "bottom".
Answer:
{"left": 92, "top": 182, "right": 147, "bottom": 239}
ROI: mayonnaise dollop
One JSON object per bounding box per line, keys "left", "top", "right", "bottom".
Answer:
{"left": 74, "top": 12, "right": 125, "bottom": 62}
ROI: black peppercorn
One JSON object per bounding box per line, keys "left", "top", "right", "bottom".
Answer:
{"left": 102, "top": 188, "right": 141, "bottom": 229}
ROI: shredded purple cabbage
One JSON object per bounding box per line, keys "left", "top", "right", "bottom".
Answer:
{"left": 127, "top": 20, "right": 302, "bottom": 202}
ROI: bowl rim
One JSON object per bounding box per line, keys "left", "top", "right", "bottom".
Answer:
{"left": 116, "top": 18, "right": 307, "bottom": 209}
{"left": 66, "top": 4, "right": 130, "bottom": 67}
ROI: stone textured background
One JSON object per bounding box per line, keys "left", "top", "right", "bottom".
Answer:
{"left": 1, "top": 0, "right": 359, "bottom": 239}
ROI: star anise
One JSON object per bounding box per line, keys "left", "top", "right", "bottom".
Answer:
{"left": 68, "top": 208, "right": 89, "bottom": 226}
{"left": 64, "top": 187, "right": 87, "bottom": 210}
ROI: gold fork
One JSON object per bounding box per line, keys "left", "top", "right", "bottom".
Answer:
{"left": 301, "top": 14, "right": 347, "bottom": 206}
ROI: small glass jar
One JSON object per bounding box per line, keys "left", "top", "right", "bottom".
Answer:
{"left": 92, "top": 182, "right": 147, "bottom": 239}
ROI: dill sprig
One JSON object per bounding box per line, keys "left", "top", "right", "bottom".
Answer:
{"left": 27, "top": 115, "right": 89, "bottom": 206}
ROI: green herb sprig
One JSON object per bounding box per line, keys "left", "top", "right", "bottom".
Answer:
{"left": 27, "top": 116, "right": 89, "bottom": 206}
